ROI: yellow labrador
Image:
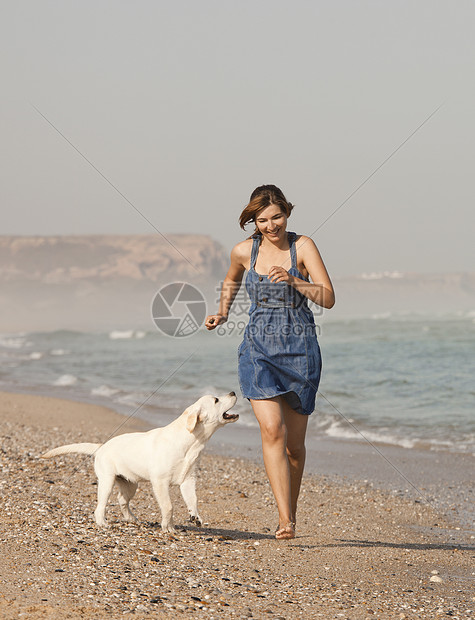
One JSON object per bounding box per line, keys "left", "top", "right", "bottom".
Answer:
{"left": 42, "top": 392, "right": 238, "bottom": 532}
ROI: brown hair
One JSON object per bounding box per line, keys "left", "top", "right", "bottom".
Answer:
{"left": 239, "top": 184, "right": 294, "bottom": 233}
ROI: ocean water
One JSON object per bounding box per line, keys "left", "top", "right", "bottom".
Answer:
{"left": 1, "top": 313, "right": 474, "bottom": 455}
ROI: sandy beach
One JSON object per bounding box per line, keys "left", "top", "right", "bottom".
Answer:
{"left": 0, "top": 390, "right": 474, "bottom": 619}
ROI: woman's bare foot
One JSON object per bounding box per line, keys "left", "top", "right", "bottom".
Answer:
{"left": 275, "top": 522, "right": 295, "bottom": 540}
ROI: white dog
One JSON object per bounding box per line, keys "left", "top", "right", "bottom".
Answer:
{"left": 41, "top": 392, "right": 238, "bottom": 532}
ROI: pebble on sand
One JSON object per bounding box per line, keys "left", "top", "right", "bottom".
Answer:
{"left": 429, "top": 575, "right": 444, "bottom": 583}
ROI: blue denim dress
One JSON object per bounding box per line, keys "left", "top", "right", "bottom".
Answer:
{"left": 238, "top": 232, "right": 322, "bottom": 415}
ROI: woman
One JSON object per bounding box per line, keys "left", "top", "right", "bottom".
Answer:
{"left": 205, "top": 185, "right": 334, "bottom": 540}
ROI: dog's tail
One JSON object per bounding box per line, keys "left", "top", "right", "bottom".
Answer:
{"left": 41, "top": 443, "right": 102, "bottom": 459}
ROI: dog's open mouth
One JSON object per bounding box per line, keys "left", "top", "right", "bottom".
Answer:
{"left": 223, "top": 411, "right": 239, "bottom": 421}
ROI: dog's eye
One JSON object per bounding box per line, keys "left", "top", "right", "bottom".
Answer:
{"left": 214, "top": 397, "right": 219, "bottom": 403}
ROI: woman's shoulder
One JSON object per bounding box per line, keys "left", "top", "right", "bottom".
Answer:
{"left": 293, "top": 233, "right": 317, "bottom": 249}
{"left": 230, "top": 238, "right": 253, "bottom": 262}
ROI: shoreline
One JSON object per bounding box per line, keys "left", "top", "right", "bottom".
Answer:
{"left": 1, "top": 390, "right": 474, "bottom": 618}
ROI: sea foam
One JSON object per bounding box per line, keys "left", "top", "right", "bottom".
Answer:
{"left": 53, "top": 374, "right": 78, "bottom": 386}
{"left": 91, "top": 385, "right": 119, "bottom": 398}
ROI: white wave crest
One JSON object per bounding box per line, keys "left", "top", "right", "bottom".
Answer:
{"left": 0, "top": 336, "right": 28, "bottom": 349}
{"left": 91, "top": 385, "right": 120, "bottom": 398}
{"left": 109, "top": 330, "right": 134, "bottom": 339}
{"left": 53, "top": 374, "right": 78, "bottom": 386}
{"left": 29, "top": 352, "right": 43, "bottom": 360}
{"left": 115, "top": 392, "right": 145, "bottom": 406}
{"left": 323, "top": 419, "right": 417, "bottom": 449}
{"left": 109, "top": 330, "right": 146, "bottom": 340}
{"left": 50, "top": 349, "right": 69, "bottom": 356}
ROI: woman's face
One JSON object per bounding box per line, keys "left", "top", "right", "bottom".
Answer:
{"left": 255, "top": 204, "right": 287, "bottom": 242}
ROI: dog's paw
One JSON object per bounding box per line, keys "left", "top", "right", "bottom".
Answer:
{"left": 94, "top": 508, "right": 109, "bottom": 527}
{"left": 122, "top": 514, "right": 138, "bottom": 523}
{"left": 189, "top": 515, "right": 202, "bottom": 527}
{"left": 161, "top": 524, "right": 176, "bottom": 533}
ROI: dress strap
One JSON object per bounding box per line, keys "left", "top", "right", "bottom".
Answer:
{"left": 288, "top": 232, "right": 298, "bottom": 270}
{"left": 250, "top": 234, "right": 262, "bottom": 270}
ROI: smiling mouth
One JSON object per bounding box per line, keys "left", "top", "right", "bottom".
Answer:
{"left": 223, "top": 412, "right": 239, "bottom": 421}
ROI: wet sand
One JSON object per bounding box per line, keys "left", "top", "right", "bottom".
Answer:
{"left": 0, "top": 391, "right": 474, "bottom": 619}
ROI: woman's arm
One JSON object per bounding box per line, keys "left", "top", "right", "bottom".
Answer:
{"left": 205, "top": 243, "right": 248, "bottom": 330}
{"left": 268, "top": 236, "right": 335, "bottom": 309}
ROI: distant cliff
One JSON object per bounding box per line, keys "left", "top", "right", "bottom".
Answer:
{"left": 0, "top": 235, "right": 227, "bottom": 283}
{"left": 0, "top": 235, "right": 228, "bottom": 331}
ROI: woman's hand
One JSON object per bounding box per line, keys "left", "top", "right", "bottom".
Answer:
{"left": 268, "top": 266, "right": 293, "bottom": 284}
{"left": 205, "top": 314, "right": 228, "bottom": 330}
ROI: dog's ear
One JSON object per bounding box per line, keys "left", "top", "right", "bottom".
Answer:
{"left": 186, "top": 404, "right": 202, "bottom": 432}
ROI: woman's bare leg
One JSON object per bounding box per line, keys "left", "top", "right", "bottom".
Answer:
{"left": 281, "top": 400, "right": 309, "bottom": 523}
{"left": 250, "top": 397, "right": 293, "bottom": 529}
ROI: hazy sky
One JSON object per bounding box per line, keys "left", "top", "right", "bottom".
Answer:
{"left": 1, "top": 1, "right": 474, "bottom": 276}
